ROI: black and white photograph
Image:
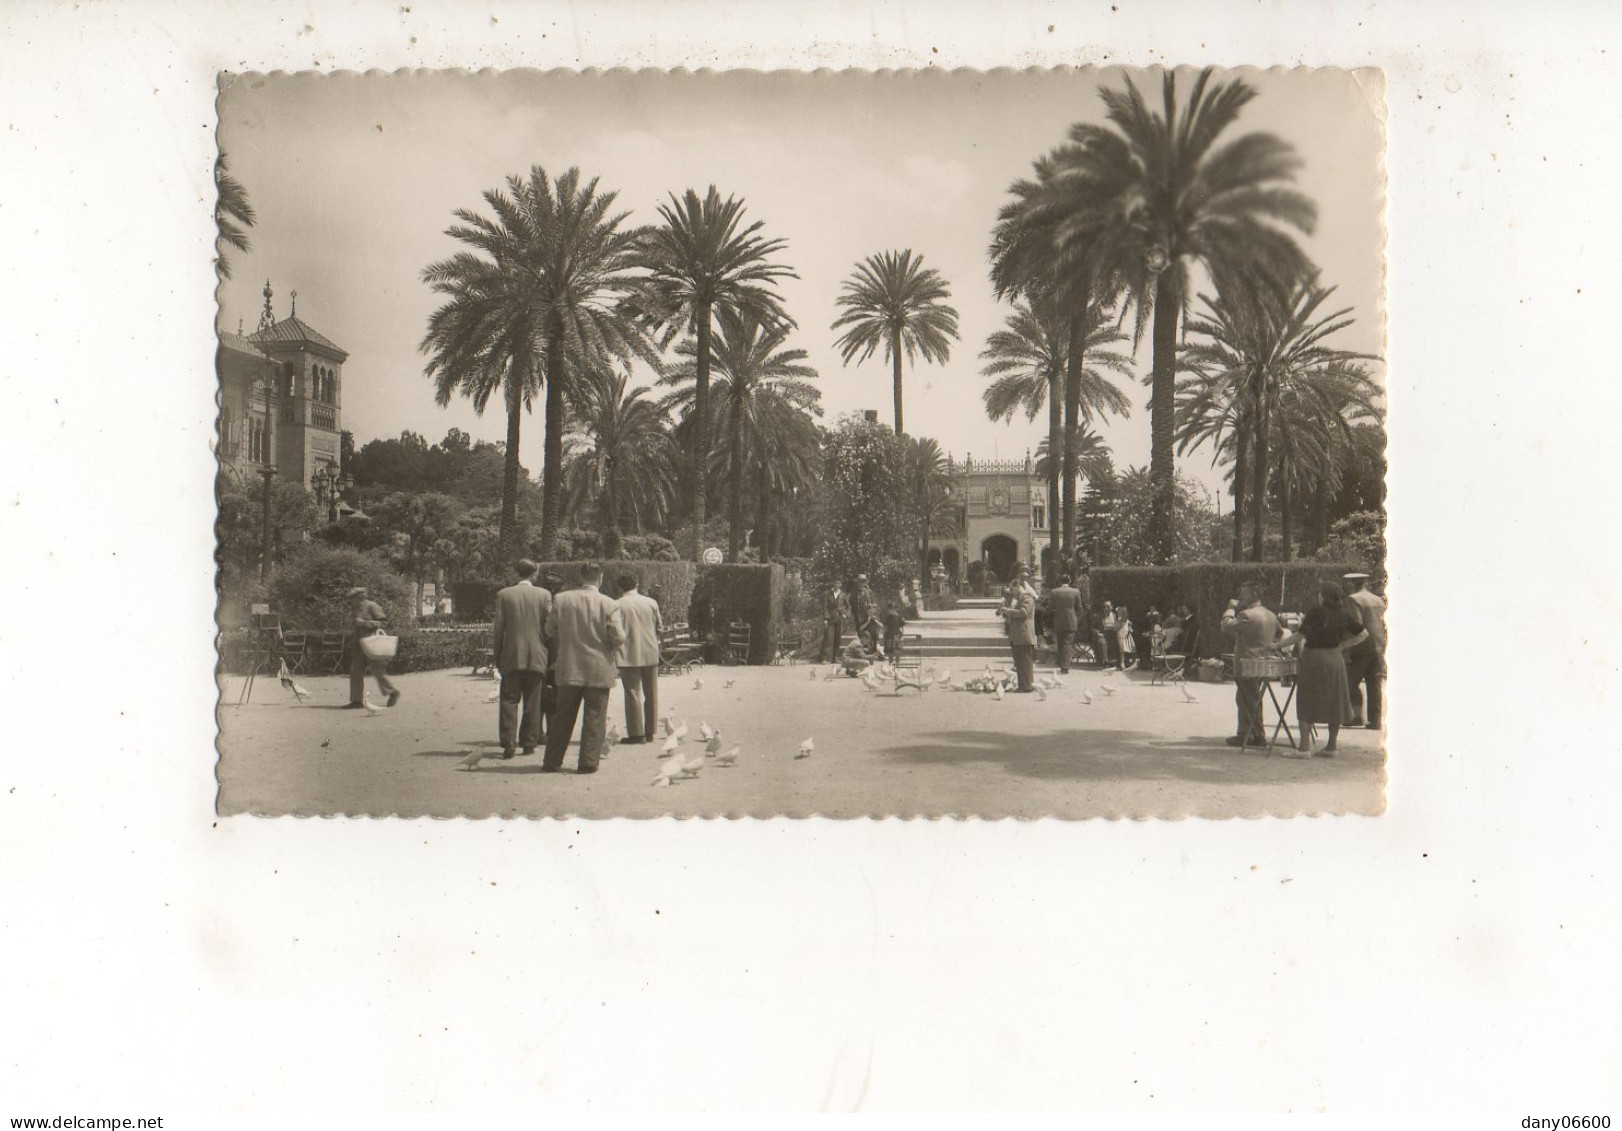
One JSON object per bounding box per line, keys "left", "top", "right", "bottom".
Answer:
{"left": 215, "top": 65, "right": 1388, "bottom": 818}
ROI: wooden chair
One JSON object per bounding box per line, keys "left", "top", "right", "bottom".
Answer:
{"left": 890, "top": 632, "right": 925, "bottom": 693}
{"left": 724, "top": 621, "right": 751, "bottom": 666}
{"left": 314, "top": 631, "right": 348, "bottom": 675}
{"left": 773, "top": 630, "right": 803, "bottom": 665}
{"left": 659, "top": 623, "right": 704, "bottom": 674}
{"left": 280, "top": 630, "right": 310, "bottom": 674}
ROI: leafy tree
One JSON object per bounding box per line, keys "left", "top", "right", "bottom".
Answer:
{"left": 1036, "top": 68, "right": 1317, "bottom": 562}
{"left": 831, "top": 249, "right": 960, "bottom": 436}
{"left": 269, "top": 543, "right": 413, "bottom": 633}
{"left": 661, "top": 306, "right": 821, "bottom": 560}
{"left": 371, "top": 491, "right": 462, "bottom": 614}
{"left": 1314, "top": 510, "right": 1386, "bottom": 589}
{"left": 421, "top": 166, "right": 651, "bottom": 562}
{"left": 1087, "top": 466, "right": 1219, "bottom": 566}
{"left": 633, "top": 186, "right": 797, "bottom": 560}
{"left": 809, "top": 414, "right": 919, "bottom": 592}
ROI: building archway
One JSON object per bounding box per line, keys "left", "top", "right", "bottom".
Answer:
{"left": 942, "top": 547, "right": 961, "bottom": 588}
{"left": 980, "top": 534, "right": 1019, "bottom": 584}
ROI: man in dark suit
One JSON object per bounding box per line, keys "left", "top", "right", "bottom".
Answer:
{"left": 543, "top": 561, "right": 624, "bottom": 774}
{"left": 1047, "top": 573, "right": 1083, "bottom": 674}
{"left": 851, "top": 574, "right": 880, "bottom": 654}
{"left": 818, "top": 581, "right": 846, "bottom": 663}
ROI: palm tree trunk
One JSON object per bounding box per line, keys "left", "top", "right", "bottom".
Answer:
{"left": 602, "top": 454, "right": 624, "bottom": 561}
{"left": 1231, "top": 429, "right": 1247, "bottom": 564}
{"left": 1148, "top": 275, "right": 1180, "bottom": 565}
{"left": 1251, "top": 381, "right": 1269, "bottom": 562}
{"left": 891, "top": 325, "right": 905, "bottom": 436}
{"left": 499, "top": 366, "right": 523, "bottom": 561}
{"left": 692, "top": 305, "right": 712, "bottom": 560}
{"left": 1280, "top": 470, "right": 1294, "bottom": 561}
{"left": 539, "top": 345, "right": 565, "bottom": 561}
{"left": 727, "top": 393, "right": 745, "bottom": 561}
{"left": 1062, "top": 316, "right": 1083, "bottom": 571}
{"left": 1047, "top": 369, "right": 1062, "bottom": 582}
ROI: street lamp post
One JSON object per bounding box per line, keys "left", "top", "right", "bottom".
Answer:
{"left": 258, "top": 466, "right": 277, "bottom": 583}
{"left": 311, "top": 464, "right": 344, "bottom": 523}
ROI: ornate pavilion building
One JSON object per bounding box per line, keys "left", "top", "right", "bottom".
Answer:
{"left": 930, "top": 453, "right": 1054, "bottom": 590}
{"left": 217, "top": 282, "right": 349, "bottom": 512}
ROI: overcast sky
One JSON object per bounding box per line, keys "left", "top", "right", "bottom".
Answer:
{"left": 218, "top": 66, "right": 1385, "bottom": 503}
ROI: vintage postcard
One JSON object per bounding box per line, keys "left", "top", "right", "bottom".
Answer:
{"left": 214, "top": 66, "right": 1387, "bottom": 819}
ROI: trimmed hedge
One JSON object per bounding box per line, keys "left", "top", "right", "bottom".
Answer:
{"left": 1089, "top": 562, "right": 1360, "bottom": 659}
{"left": 531, "top": 560, "right": 698, "bottom": 626}
{"left": 391, "top": 626, "right": 491, "bottom": 673}
{"left": 690, "top": 562, "right": 784, "bottom": 665}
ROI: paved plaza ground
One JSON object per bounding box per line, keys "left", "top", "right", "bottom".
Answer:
{"left": 217, "top": 646, "right": 1386, "bottom": 819}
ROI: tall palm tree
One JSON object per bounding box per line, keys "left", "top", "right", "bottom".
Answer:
{"left": 980, "top": 300, "right": 1133, "bottom": 573}
{"left": 988, "top": 157, "right": 1136, "bottom": 568}
{"left": 661, "top": 306, "right": 821, "bottom": 560}
{"left": 748, "top": 401, "right": 824, "bottom": 559}
{"left": 560, "top": 368, "right": 679, "bottom": 558}
{"left": 831, "top": 249, "right": 960, "bottom": 436}
{"left": 422, "top": 166, "right": 652, "bottom": 560}
{"left": 1179, "top": 273, "right": 1379, "bottom": 560}
{"left": 1045, "top": 67, "right": 1318, "bottom": 562}
{"left": 215, "top": 153, "right": 255, "bottom": 281}
{"left": 633, "top": 186, "right": 797, "bottom": 560}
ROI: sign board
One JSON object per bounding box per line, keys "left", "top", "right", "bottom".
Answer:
{"left": 702, "top": 547, "right": 723, "bottom": 565}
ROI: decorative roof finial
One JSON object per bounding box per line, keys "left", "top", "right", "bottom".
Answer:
{"left": 237, "top": 318, "right": 243, "bottom": 335}
{"left": 290, "top": 289, "right": 297, "bottom": 318}
{"left": 257, "top": 280, "right": 275, "bottom": 333}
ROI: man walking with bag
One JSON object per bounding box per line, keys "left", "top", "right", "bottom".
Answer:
{"left": 613, "top": 571, "right": 663, "bottom": 745}
{"left": 345, "top": 586, "right": 400, "bottom": 708}
{"left": 542, "top": 562, "right": 624, "bottom": 775}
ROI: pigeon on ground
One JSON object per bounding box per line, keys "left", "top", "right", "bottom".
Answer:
{"left": 672, "top": 719, "right": 689, "bottom": 743}
{"left": 1036, "top": 685, "right": 1048, "bottom": 701}
{"left": 661, "top": 733, "right": 682, "bottom": 755}
{"left": 797, "top": 737, "right": 814, "bottom": 759}
{"left": 320, "top": 739, "right": 331, "bottom": 749}
{"left": 277, "top": 661, "right": 311, "bottom": 702}
{"left": 483, "top": 682, "right": 501, "bottom": 704}
{"left": 458, "top": 744, "right": 496, "bottom": 771}
{"left": 809, "top": 667, "right": 819, "bottom": 681}
{"left": 681, "top": 748, "right": 706, "bottom": 777}
{"left": 724, "top": 679, "right": 736, "bottom": 689}
{"left": 713, "top": 745, "right": 740, "bottom": 767}
{"left": 693, "top": 676, "right": 703, "bottom": 690}
{"left": 704, "top": 731, "right": 723, "bottom": 756}
{"left": 361, "top": 695, "right": 388, "bottom": 715}
{"left": 993, "top": 682, "right": 1005, "bottom": 702}
{"left": 652, "top": 753, "right": 685, "bottom": 786}
{"left": 1082, "top": 689, "right": 1094, "bottom": 705}
{"left": 607, "top": 721, "right": 622, "bottom": 746}
{"left": 699, "top": 721, "right": 716, "bottom": 742}
{"left": 860, "top": 669, "right": 881, "bottom": 692}
{"left": 1179, "top": 683, "right": 1199, "bottom": 704}
{"left": 660, "top": 712, "right": 675, "bottom": 737}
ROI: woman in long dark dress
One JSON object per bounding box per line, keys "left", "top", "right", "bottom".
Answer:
{"left": 1282, "top": 582, "right": 1369, "bottom": 756}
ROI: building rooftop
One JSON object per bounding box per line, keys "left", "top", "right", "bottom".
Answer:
{"left": 249, "top": 315, "right": 348, "bottom": 359}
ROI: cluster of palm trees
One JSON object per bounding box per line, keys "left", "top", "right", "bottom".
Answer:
{"left": 979, "top": 67, "right": 1378, "bottom": 566}
{"left": 421, "top": 171, "right": 966, "bottom": 567}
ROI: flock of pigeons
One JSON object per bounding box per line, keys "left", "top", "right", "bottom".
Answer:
{"left": 268, "top": 651, "right": 1202, "bottom": 780}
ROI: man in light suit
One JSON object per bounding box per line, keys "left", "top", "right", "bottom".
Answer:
{"left": 613, "top": 571, "right": 663, "bottom": 745}
{"left": 1001, "top": 563, "right": 1038, "bottom": 692}
{"left": 542, "top": 561, "right": 624, "bottom": 774}
{"left": 1046, "top": 573, "right": 1083, "bottom": 674}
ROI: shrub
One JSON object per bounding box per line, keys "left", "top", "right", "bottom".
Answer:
{"left": 531, "top": 559, "right": 697, "bottom": 626}
{"left": 449, "top": 580, "right": 499, "bottom": 623}
{"left": 1089, "top": 561, "right": 1359, "bottom": 658}
{"left": 690, "top": 562, "right": 783, "bottom": 665}
{"left": 391, "top": 626, "right": 491, "bottom": 673}
{"left": 269, "top": 544, "right": 414, "bottom": 634}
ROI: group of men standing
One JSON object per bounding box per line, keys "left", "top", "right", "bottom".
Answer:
{"left": 459, "top": 559, "right": 665, "bottom": 774}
